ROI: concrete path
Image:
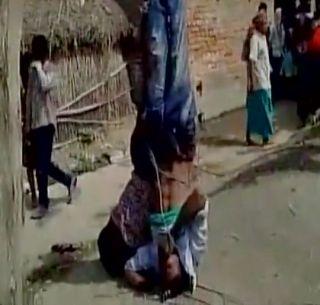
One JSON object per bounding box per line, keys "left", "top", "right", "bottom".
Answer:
{"left": 23, "top": 99, "right": 320, "bottom": 305}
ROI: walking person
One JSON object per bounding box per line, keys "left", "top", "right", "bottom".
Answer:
{"left": 246, "top": 13, "right": 274, "bottom": 146}
{"left": 269, "top": 7, "right": 286, "bottom": 101}
{"left": 25, "top": 35, "right": 77, "bottom": 219}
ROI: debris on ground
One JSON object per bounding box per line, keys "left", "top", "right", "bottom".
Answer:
{"left": 288, "top": 203, "right": 297, "bottom": 217}
{"left": 229, "top": 233, "right": 240, "bottom": 242}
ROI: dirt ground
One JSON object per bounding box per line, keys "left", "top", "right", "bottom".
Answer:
{"left": 22, "top": 1, "right": 320, "bottom": 300}
{"left": 22, "top": 90, "right": 320, "bottom": 305}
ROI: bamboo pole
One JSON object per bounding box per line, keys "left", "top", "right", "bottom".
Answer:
{"left": 58, "top": 62, "right": 128, "bottom": 112}
{"left": 57, "top": 118, "right": 124, "bottom": 125}
{"left": 58, "top": 88, "right": 132, "bottom": 117}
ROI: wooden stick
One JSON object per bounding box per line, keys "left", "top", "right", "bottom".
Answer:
{"left": 58, "top": 63, "right": 128, "bottom": 112}
{"left": 53, "top": 138, "right": 78, "bottom": 150}
{"left": 58, "top": 88, "right": 132, "bottom": 117}
{"left": 49, "top": 0, "right": 63, "bottom": 57}
{"left": 110, "top": 62, "right": 127, "bottom": 77}
{"left": 57, "top": 118, "right": 123, "bottom": 126}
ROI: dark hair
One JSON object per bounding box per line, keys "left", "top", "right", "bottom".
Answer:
{"left": 253, "top": 12, "right": 267, "bottom": 27}
{"left": 31, "top": 35, "right": 49, "bottom": 62}
{"left": 20, "top": 52, "right": 32, "bottom": 91}
{"left": 258, "top": 2, "right": 267, "bottom": 12}
{"left": 300, "top": 0, "right": 311, "bottom": 12}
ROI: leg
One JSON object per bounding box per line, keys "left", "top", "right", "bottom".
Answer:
{"left": 270, "top": 56, "right": 282, "bottom": 102}
{"left": 246, "top": 103, "right": 255, "bottom": 146}
{"left": 246, "top": 130, "right": 254, "bottom": 146}
{"left": 165, "top": 0, "right": 196, "bottom": 131}
{"left": 144, "top": 0, "right": 168, "bottom": 129}
{"left": 32, "top": 126, "right": 53, "bottom": 209}
{"left": 27, "top": 168, "right": 37, "bottom": 207}
{"left": 262, "top": 137, "right": 270, "bottom": 145}
{"left": 36, "top": 170, "right": 49, "bottom": 209}
{"left": 98, "top": 219, "right": 136, "bottom": 278}
{"left": 48, "top": 162, "right": 76, "bottom": 204}
{"left": 48, "top": 162, "right": 71, "bottom": 188}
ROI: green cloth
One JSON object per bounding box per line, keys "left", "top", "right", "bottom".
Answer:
{"left": 246, "top": 89, "right": 274, "bottom": 140}
{"left": 149, "top": 207, "right": 181, "bottom": 231}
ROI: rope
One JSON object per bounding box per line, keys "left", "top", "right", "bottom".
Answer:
{"left": 148, "top": 146, "right": 176, "bottom": 250}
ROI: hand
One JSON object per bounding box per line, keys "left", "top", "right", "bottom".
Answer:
{"left": 43, "top": 61, "right": 54, "bottom": 73}
{"left": 30, "top": 61, "right": 42, "bottom": 71}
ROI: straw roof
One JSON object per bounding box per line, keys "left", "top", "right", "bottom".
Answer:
{"left": 22, "top": 0, "right": 131, "bottom": 50}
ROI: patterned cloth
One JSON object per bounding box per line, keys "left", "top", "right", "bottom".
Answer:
{"left": 110, "top": 164, "right": 199, "bottom": 248}
{"left": 111, "top": 173, "right": 153, "bottom": 248}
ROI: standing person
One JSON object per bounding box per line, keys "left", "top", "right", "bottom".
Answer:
{"left": 246, "top": 13, "right": 274, "bottom": 146}
{"left": 280, "top": 30, "right": 298, "bottom": 100}
{"left": 269, "top": 7, "right": 286, "bottom": 101}
{"left": 21, "top": 51, "right": 37, "bottom": 207}
{"left": 307, "top": 12, "right": 320, "bottom": 114}
{"left": 258, "top": 2, "right": 268, "bottom": 16}
{"left": 25, "top": 35, "right": 77, "bottom": 219}
{"left": 316, "top": 0, "right": 320, "bottom": 16}
{"left": 300, "top": 0, "right": 312, "bottom": 14}
{"left": 283, "top": 0, "right": 298, "bottom": 32}
{"left": 258, "top": 2, "right": 272, "bottom": 46}
{"left": 294, "top": 6, "right": 314, "bottom": 125}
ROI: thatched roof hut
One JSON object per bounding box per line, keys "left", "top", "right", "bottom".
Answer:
{"left": 22, "top": 0, "right": 131, "bottom": 51}
{"left": 22, "top": 0, "right": 135, "bottom": 146}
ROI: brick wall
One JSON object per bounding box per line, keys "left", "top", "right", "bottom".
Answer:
{"left": 187, "top": 0, "right": 273, "bottom": 76}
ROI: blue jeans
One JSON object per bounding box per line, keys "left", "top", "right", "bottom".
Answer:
{"left": 144, "top": 0, "right": 196, "bottom": 159}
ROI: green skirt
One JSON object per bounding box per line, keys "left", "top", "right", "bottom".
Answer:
{"left": 246, "top": 89, "right": 274, "bottom": 140}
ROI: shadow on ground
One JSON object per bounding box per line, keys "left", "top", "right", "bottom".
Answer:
{"left": 200, "top": 100, "right": 299, "bottom": 148}
{"left": 209, "top": 145, "right": 320, "bottom": 197}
